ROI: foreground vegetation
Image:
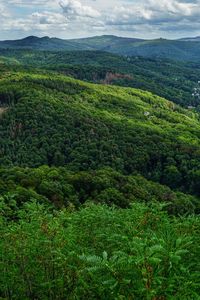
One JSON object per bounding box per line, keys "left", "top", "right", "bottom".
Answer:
{"left": 1, "top": 201, "right": 200, "bottom": 299}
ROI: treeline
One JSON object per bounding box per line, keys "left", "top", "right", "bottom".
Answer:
{"left": 1, "top": 166, "right": 199, "bottom": 219}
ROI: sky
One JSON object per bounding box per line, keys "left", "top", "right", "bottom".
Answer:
{"left": 0, "top": 0, "right": 200, "bottom": 40}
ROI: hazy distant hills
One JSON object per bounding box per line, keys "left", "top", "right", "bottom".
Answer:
{"left": 178, "top": 36, "right": 200, "bottom": 42}
{"left": 1, "top": 35, "right": 200, "bottom": 61}
{"left": 0, "top": 35, "right": 144, "bottom": 52}
{"left": 0, "top": 36, "right": 89, "bottom": 51}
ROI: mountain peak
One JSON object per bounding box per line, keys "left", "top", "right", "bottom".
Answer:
{"left": 22, "top": 36, "right": 39, "bottom": 41}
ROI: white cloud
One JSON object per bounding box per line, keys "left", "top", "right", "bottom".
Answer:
{"left": 57, "top": 0, "right": 200, "bottom": 36}
{"left": 6, "top": 0, "right": 55, "bottom": 6}
{"left": 1, "top": 0, "right": 200, "bottom": 39}
{"left": 60, "top": 0, "right": 100, "bottom": 20}
{"left": 104, "top": 0, "right": 200, "bottom": 26}
{"left": 0, "top": 3, "right": 10, "bottom": 18}
{"left": 7, "top": 0, "right": 48, "bottom": 4}
{"left": 0, "top": 7, "right": 68, "bottom": 37}
{"left": 32, "top": 11, "right": 66, "bottom": 25}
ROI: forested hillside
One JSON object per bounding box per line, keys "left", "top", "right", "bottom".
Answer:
{"left": 1, "top": 49, "right": 200, "bottom": 108}
{"left": 1, "top": 70, "right": 200, "bottom": 196}
{"left": 0, "top": 55, "right": 200, "bottom": 299}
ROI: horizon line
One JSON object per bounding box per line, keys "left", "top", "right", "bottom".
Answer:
{"left": 0, "top": 34, "right": 200, "bottom": 42}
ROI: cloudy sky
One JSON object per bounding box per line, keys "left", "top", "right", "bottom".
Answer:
{"left": 0, "top": 0, "right": 200, "bottom": 40}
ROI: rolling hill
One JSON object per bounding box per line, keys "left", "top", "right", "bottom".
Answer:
{"left": 1, "top": 49, "right": 200, "bottom": 108}
{"left": 1, "top": 35, "right": 200, "bottom": 61}
{"left": 1, "top": 69, "right": 200, "bottom": 200}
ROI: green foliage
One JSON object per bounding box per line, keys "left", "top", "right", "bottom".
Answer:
{"left": 1, "top": 49, "right": 200, "bottom": 107}
{"left": 0, "top": 50, "right": 200, "bottom": 299}
{"left": 1, "top": 71, "right": 200, "bottom": 198}
{"left": 0, "top": 202, "right": 199, "bottom": 299}
{"left": 0, "top": 167, "right": 199, "bottom": 217}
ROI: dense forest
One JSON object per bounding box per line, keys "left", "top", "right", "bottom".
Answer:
{"left": 0, "top": 49, "right": 200, "bottom": 299}
{"left": 1, "top": 49, "right": 200, "bottom": 108}
{"left": 1, "top": 70, "right": 200, "bottom": 195}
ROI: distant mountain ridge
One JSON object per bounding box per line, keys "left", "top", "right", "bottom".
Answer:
{"left": 178, "top": 36, "right": 200, "bottom": 42}
{"left": 1, "top": 35, "right": 200, "bottom": 61}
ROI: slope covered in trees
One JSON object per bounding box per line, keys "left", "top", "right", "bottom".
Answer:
{"left": 1, "top": 49, "right": 200, "bottom": 108}
{"left": 1, "top": 166, "right": 199, "bottom": 217}
{"left": 0, "top": 61, "right": 200, "bottom": 298}
{"left": 1, "top": 70, "right": 200, "bottom": 197}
